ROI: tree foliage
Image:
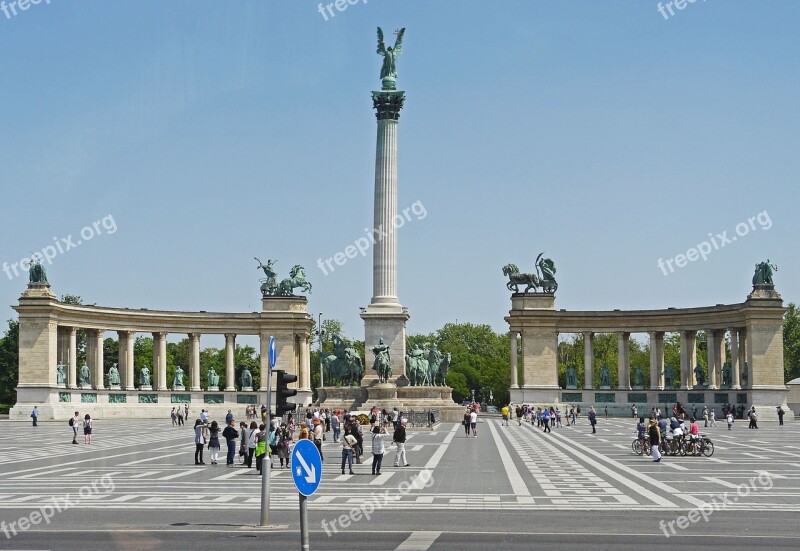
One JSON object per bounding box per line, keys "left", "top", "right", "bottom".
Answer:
{"left": 0, "top": 320, "right": 20, "bottom": 406}
{"left": 785, "top": 303, "right": 800, "bottom": 382}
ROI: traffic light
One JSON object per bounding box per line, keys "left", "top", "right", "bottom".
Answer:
{"left": 275, "top": 369, "right": 298, "bottom": 417}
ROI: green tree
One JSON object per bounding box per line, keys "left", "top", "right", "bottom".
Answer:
{"left": 0, "top": 319, "right": 20, "bottom": 407}
{"left": 61, "top": 295, "right": 87, "bottom": 366}
{"left": 784, "top": 303, "right": 800, "bottom": 382}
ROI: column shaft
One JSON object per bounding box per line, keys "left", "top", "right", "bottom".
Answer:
{"left": 707, "top": 330, "right": 717, "bottom": 389}
{"left": 617, "top": 332, "right": 630, "bottom": 390}
{"left": 717, "top": 330, "right": 726, "bottom": 386}
{"left": 583, "top": 332, "right": 594, "bottom": 390}
{"left": 118, "top": 331, "right": 128, "bottom": 388}
{"left": 649, "top": 331, "right": 664, "bottom": 389}
{"left": 679, "top": 331, "right": 688, "bottom": 390}
{"left": 739, "top": 328, "right": 748, "bottom": 387}
{"left": 299, "top": 334, "right": 310, "bottom": 391}
{"left": 225, "top": 334, "right": 236, "bottom": 391}
{"left": 94, "top": 330, "right": 105, "bottom": 389}
{"left": 68, "top": 328, "right": 77, "bottom": 388}
{"left": 731, "top": 329, "right": 740, "bottom": 389}
{"left": 371, "top": 118, "right": 400, "bottom": 304}
{"left": 190, "top": 333, "right": 201, "bottom": 391}
{"left": 153, "top": 333, "right": 167, "bottom": 390}
{"left": 510, "top": 332, "right": 519, "bottom": 389}
{"left": 126, "top": 333, "right": 135, "bottom": 389}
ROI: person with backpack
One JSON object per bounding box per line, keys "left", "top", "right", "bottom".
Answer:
{"left": 588, "top": 406, "right": 597, "bottom": 434}
{"left": 69, "top": 411, "right": 80, "bottom": 444}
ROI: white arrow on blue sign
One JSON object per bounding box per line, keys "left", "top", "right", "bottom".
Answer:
{"left": 291, "top": 439, "right": 322, "bottom": 496}
{"left": 269, "top": 336, "right": 277, "bottom": 369}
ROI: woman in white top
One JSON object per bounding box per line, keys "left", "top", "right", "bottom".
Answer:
{"left": 371, "top": 424, "right": 391, "bottom": 475}
{"left": 246, "top": 421, "right": 260, "bottom": 468}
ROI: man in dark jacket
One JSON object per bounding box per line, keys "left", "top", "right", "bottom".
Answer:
{"left": 588, "top": 407, "right": 597, "bottom": 434}
{"left": 222, "top": 420, "right": 239, "bottom": 466}
{"left": 393, "top": 420, "right": 408, "bottom": 467}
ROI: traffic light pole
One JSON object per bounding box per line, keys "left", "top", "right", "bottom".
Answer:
{"left": 259, "top": 367, "right": 272, "bottom": 527}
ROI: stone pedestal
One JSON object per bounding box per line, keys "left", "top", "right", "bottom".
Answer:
{"left": 139, "top": 385, "right": 153, "bottom": 391}
{"left": 361, "top": 306, "right": 409, "bottom": 387}
{"left": 109, "top": 385, "right": 121, "bottom": 391}
{"left": 242, "top": 386, "right": 253, "bottom": 392}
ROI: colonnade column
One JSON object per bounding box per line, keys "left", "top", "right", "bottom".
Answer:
{"left": 68, "top": 327, "right": 77, "bottom": 388}
{"left": 153, "top": 332, "right": 167, "bottom": 390}
{"left": 617, "top": 332, "right": 630, "bottom": 390}
{"left": 510, "top": 332, "right": 519, "bottom": 389}
{"left": 92, "top": 329, "right": 105, "bottom": 390}
{"left": 189, "top": 333, "right": 201, "bottom": 391}
{"left": 716, "top": 330, "right": 727, "bottom": 386}
{"left": 707, "top": 330, "right": 718, "bottom": 389}
{"left": 730, "top": 329, "right": 740, "bottom": 389}
{"left": 298, "top": 334, "right": 310, "bottom": 391}
{"left": 649, "top": 331, "right": 664, "bottom": 389}
{"left": 583, "top": 332, "right": 594, "bottom": 390}
{"left": 118, "top": 331, "right": 134, "bottom": 389}
{"left": 679, "top": 330, "right": 693, "bottom": 390}
{"left": 225, "top": 334, "right": 236, "bottom": 391}
{"left": 738, "top": 328, "right": 748, "bottom": 387}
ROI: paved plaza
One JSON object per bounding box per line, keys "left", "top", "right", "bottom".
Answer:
{"left": 0, "top": 416, "right": 798, "bottom": 550}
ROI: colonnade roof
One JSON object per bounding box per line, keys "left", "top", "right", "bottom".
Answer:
{"left": 506, "top": 297, "right": 786, "bottom": 334}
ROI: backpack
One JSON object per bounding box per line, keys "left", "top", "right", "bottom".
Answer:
{"left": 68, "top": 418, "right": 74, "bottom": 427}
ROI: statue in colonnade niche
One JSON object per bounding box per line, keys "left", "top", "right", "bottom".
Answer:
{"left": 565, "top": 365, "right": 578, "bottom": 389}
{"left": 241, "top": 368, "right": 253, "bottom": 389}
{"left": 722, "top": 362, "right": 732, "bottom": 387}
{"left": 108, "top": 363, "right": 121, "bottom": 386}
{"left": 208, "top": 366, "right": 220, "bottom": 389}
{"left": 664, "top": 364, "right": 676, "bottom": 388}
{"left": 140, "top": 365, "right": 152, "bottom": 387}
{"left": 599, "top": 364, "right": 611, "bottom": 388}
{"left": 78, "top": 364, "right": 90, "bottom": 386}
{"left": 56, "top": 362, "right": 66, "bottom": 385}
{"left": 693, "top": 364, "right": 706, "bottom": 386}
{"left": 173, "top": 366, "right": 185, "bottom": 388}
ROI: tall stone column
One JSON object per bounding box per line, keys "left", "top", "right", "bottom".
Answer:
{"left": 118, "top": 331, "right": 134, "bottom": 389}
{"left": 583, "top": 332, "right": 594, "bottom": 390}
{"left": 68, "top": 327, "right": 77, "bottom": 388}
{"left": 738, "top": 328, "right": 748, "bottom": 388}
{"left": 259, "top": 333, "right": 270, "bottom": 392}
{"left": 224, "top": 334, "right": 236, "bottom": 391}
{"left": 617, "top": 332, "right": 630, "bottom": 390}
{"left": 153, "top": 332, "right": 167, "bottom": 391}
{"left": 730, "top": 329, "right": 740, "bottom": 389}
{"left": 679, "top": 331, "right": 689, "bottom": 390}
{"left": 716, "top": 330, "right": 727, "bottom": 386}
{"left": 189, "top": 333, "right": 201, "bottom": 391}
{"left": 707, "top": 330, "right": 717, "bottom": 389}
{"left": 510, "top": 332, "right": 519, "bottom": 389}
{"left": 298, "top": 334, "right": 310, "bottom": 391}
{"left": 361, "top": 89, "right": 409, "bottom": 385}
{"left": 93, "top": 329, "right": 105, "bottom": 389}
{"left": 649, "top": 331, "right": 664, "bottom": 389}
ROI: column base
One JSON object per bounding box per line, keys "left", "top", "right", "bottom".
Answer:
{"left": 361, "top": 304, "right": 410, "bottom": 387}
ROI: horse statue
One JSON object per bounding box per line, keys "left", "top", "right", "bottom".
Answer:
{"left": 255, "top": 257, "right": 278, "bottom": 296}
{"left": 431, "top": 352, "right": 451, "bottom": 387}
{"left": 323, "top": 335, "right": 364, "bottom": 387}
{"left": 405, "top": 343, "right": 430, "bottom": 386}
{"left": 502, "top": 263, "right": 539, "bottom": 293}
{"left": 276, "top": 265, "right": 312, "bottom": 296}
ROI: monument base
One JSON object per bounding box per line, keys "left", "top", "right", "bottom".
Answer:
{"left": 317, "top": 384, "right": 462, "bottom": 422}
{"left": 361, "top": 304, "right": 409, "bottom": 387}
{"left": 242, "top": 386, "right": 253, "bottom": 392}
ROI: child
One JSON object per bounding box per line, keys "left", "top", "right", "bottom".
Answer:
{"left": 726, "top": 411, "right": 734, "bottom": 430}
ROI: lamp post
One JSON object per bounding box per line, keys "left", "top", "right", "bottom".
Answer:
{"left": 317, "top": 313, "right": 325, "bottom": 388}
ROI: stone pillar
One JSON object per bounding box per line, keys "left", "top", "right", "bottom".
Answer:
{"left": 680, "top": 330, "right": 695, "bottom": 390}
{"left": 730, "top": 329, "right": 740, "bottom": 389}
{"left": 649, "top": 331, "right": 664, "bottom": 389}
{"left": 707, "top": 330, "right": 717, "bottom": 389}
{"left": 583, "top": 332, "right": 594, "bottom": 390}
{"left": 224, "top": 334, "right": 236, "bottom": 391}
{"left": 153, "top": 332, "right": 167, "bottom": 391}
{"left": 298, "top": 334, "right": 310, "bottom": 391}
{"left": 510, "top": 332, "right": 519, "bottom": 389}
{"left": 738, "top": 328, "right": 748, "bottom": 388}
{"left": 617, "top": 332, "right": 630, "bottom": 390}
{"left": 716, "top": 329, "right": 727, "bottom": 386}
{"left": 118, "top": 331, "right": 134, "bottom": 389}
{"left": 189, "top": 333, "right": 201, "bottom": 391}
{"left": 689, "top": 332, "right": 697, "bottom": 388}
{"left": 259, "top": 332, "right": 270, "bottom": 392}
{"left": 92, "top": 329, "right": 105, "bottom": 390}
{"left": 68, "top": 327, "right": 77, "bottom": 388}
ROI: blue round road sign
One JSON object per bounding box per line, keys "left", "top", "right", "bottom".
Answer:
{"left": 291, "top": 439, "right": 322, "bottom": 497}
{"left": 269, "top": 336, "right": 278, "bottom": 369}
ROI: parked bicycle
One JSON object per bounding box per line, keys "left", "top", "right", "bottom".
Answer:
{"left": 683, "top": 434, "right": 714, "bottom": 457}
{"left": 632, "top": 435, "right": 652, "bottom": 456}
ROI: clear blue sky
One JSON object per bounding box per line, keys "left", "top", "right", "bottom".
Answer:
{"left": 1, "top": 0, "right": 798, "bottom": 350}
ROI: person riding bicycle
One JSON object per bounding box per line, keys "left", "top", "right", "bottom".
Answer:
{"left": 636, "top": 416, "right": 647, "bottom": 445}
{"left": 670, "top": 417, "right": 684, "bottom": 451}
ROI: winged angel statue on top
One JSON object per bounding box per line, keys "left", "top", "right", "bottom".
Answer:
{"left": 377, "top": 27, "right": 405, "bottom": 90}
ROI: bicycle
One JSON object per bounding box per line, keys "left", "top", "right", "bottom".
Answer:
{"left": 632, "top": 435, "right": 651, "bottom": 456}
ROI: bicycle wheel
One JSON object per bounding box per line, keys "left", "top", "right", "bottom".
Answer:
{"left": 702, "top": 441, "right": 714, "bottom": 457}
{"left": 632, "top": 440, "right": 642, "bottom": 455}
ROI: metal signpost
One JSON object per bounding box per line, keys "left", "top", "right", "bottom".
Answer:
{"left": 291, "top": 439, "right": 322, "bottom": 551}
{"left": 259, "top": 336, "right": 278, "bottom": 527}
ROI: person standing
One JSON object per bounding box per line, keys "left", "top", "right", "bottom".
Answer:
{"left": 392, "top": 407, "right": 400, "bottom": 430}
{"left": 515, "top": 405, "right": 523, "bottom": 426}
{"left": 703, "top": 406, "right": 709, "bottom": 428}
{"left": 83, "top": 414, "right": 93, "bottom": 444}
{"left": 276, "top": 422, "right": 293, "bottom": 468}
{"left": 393, "top": 419, "right": 409, "bottom": 467}
{"left": 207, "top": 420, "right": 221, "bottom": 465}
{"left": 541, "top": 408, "right": 551, "bottom": 433}
{"left": 222, "top": 419, "right": 239, "bottom": 467}
{"left": 171, "top": 408, "right": 178, "bottom": 427}
{"left": 710, "top": 409, "right": 717, "bottom": 427}
{"left": 604, "top": 405, "right": 608, "bottom": 420}
{"left": 194, "top": 419, "right": 206, "bottom": 465}
{"left": 225, "top": 410, "right": 234, "bottom": 425}
{"left": 331, "top": 411, "right": 341, "bottom": 442}
{"left": 749, "top": 407, "right": 759, "bottom": 429}
{"left": 463, "top": 408, "right": 471, "bottom": 437}
{"left": 469, "top": 408, "right": 478, "bottom": 438}
{"left": 726, "top": 410, "right": 734, "bottom": 430}
{"left": 255, "top": 424, "right": 267, "bottom": 473}
{"left": 70, "top": 411, "right": 80, "bottom": 444}
{"left": 777, "top": 406, "right": 785, "bottom": 426}
{"left": 371, "top": 424, "right": 390, "bottom": 475}
{"left": 312, "top": 419, "right": 324, "bottom": 462}
{"left": 340, "top": 426, "right": 357, "bottom": 475}
{"left": 184, "top": 403, "right": 189, "bottom": 420}
{"left": 177, "top": 406, "right": 185, "bottom": 427}
{"left": 246, "top": 421, "right": 259, "bottom": 468}
{"left": 649, "top": 418, "right": 662, "bottom": 462}
{"left": 31, "top": 406, "right": 39, "bottom": 427}
{"left": 588, "top": 407, "right": 597, "bottom": 434}
{"left": 501, "top": 405, "right": 509, "bottom": 427}
{"left": 200, "top": 409, "right": 209, "bottom": 424}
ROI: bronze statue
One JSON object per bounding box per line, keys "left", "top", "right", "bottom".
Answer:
{"left": 599, "top": 364, "right": 611, "bottom": 387}
{"left": 565, "top": 365, "right": 578, "bottom": 389}
{"left": 241, "top": 368, "right": 253, "bottom": 389}
{"left": 173, "top": 366, "right": 185, "bottom": 388}
{"left": 28, "top": 254, "right": 48, "bottom": 284}
{"left": 276, "top": 265, "right": 312, "bottom": 296}
{"left": 377, "top": 27, "right": 405, "bottom": 90}
{"left": 322, "top": 335, "right": 364, "bottom": 387}
{"left": 664, "top": 364, "right": 676, "bottom": 388}
{"left": 256, "top": 257, "right": 278, "bottom": 296}
{"left": 372, "top": 337, "right": 392, "bottom": 383}
{"left": 208, "top": 366, "right": 220, "bottom": 388}
{"left": 752, "top": 260, "right": 777, "bottom": 285}
{"left": 79, "top": 364, "right": 90, "bottom": 386}
{"left": 140, "top": 366, "right": 151, "bottom": 386}
{"left": 694, "top": 364, "right": 706, "bottom": 386}
{"left": 56, "top": 362, "right": 66, "bottom": 385}
{"left": 108, "top": 364, "right": 121, "bottom": 386}
{"left": 503, "top": 253, "right": 558, "bottom": 294}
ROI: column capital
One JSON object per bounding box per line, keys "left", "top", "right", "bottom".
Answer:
{"left": 224, "top": 333, "right": 236, "bottom": 340}
{"left": 372, "top": 90, "right": 405, "bottom": 121}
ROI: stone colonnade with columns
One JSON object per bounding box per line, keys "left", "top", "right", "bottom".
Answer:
{"left": 10, "top": 283, "right": 313, "bottom": 420}
{"left": 506, "top": 287, "right": 792, "bottom": 421}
